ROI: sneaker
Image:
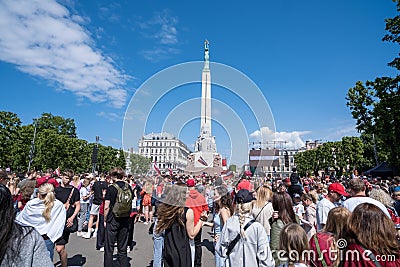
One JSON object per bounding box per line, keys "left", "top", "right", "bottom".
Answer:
{"left": 77, "top": 231, "right": 82, "bottom": 237}
{"left": 127, "top": 247, "right": 131, "bottom": 253}
{"left": 143, "top": 221, "right": 149, "bottom": 225}
{"left": 93, "top": 231, "right": 97, "bottom": 238}
{"left": 99, "top": 247, "right": 104, "bottom": 252}
{"left": 82, "top": 232, "right": 91, "bottom": 239}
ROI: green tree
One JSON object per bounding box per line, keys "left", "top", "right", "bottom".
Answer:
{"left": 35, "top": 112, "right": 77, "bottom": 138}
{"left": 96, "top": 145, "right": 126, "bottom": 174}
{"left": 346, "top": 1, "right": 400, "bottom": 173}
{"left": 0, "top": 111, "right": 22, "bottom": 169}
{"left": 129, "top": 153, "right": 151, "bottom": 175}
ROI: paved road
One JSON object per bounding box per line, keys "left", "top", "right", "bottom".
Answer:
{"left": 54, "top": 221, "right": 216, "bottom": 267}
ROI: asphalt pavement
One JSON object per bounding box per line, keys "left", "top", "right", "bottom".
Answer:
{"left": 53, "top": 220, "right": 216, "bottom": 267}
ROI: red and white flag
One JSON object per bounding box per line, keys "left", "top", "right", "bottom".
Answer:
{"left": 53, "top": 167, "right": 60, "bottom": 177}
{"left": 221, "top": 170, "right": 234, "bottom": 180}
{"left": 197, "top": 156, "right": 208, "bottom": 166}
{"left": 168, "top": 168, "right": 173, "bottom": 176}
{"left": 153, "top": 160, "right": 161, "bottom": 176}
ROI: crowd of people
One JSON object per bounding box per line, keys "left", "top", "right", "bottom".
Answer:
{"left": 1, "top": 166, "right": 400, "bottom": 266}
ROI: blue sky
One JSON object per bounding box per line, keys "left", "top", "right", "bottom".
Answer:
{"left": 0, "top": 0, "right": 398, "bottom": 166}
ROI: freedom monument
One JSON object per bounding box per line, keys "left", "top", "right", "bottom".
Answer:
{"left": 185, "top": 40, "right": 223, "bottom": 175}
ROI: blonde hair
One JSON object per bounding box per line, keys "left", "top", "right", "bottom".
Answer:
{"left": 236, "top": 202, "right": 252, "bottom": 239}
{"left": 38, "top": 183, "right": 55, "bottom": 222}
{"left": 143, "top": 180, "right": 153, "bottom": 194}
{"left": 254, "top": 186, "right": 273, "bottom": 208}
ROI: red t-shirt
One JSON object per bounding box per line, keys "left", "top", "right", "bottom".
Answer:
{"left": 309, "top": 232, "right": 336, "bottom": 267}
{"left": 341, "top": 243, "right": 400, "bottom": 267}
{"left": 16, "top": 194, "right": 29, "bottom": 211}
{"left": 185, "top": 189, "right": 209, "bottom": 224}
{"left": 237, "top": 179, "right": 252, "bottom": 191}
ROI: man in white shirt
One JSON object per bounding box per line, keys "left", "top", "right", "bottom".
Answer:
{"left": 316, "top": 183, "right": 349, "bottom": 231}
{"left": 343, "top": 178, "right": 390, "bottom": 217}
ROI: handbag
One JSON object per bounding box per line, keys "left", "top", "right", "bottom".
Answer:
{"left": 64, "top": 188, "right": 78, "bottom": 233}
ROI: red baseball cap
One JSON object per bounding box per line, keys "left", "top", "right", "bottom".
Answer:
{"left": 328, "top": 183, "right": 349, "bottom": 197}
{"left": 36, "top": 176, "right": 60, "bottom": 188}
{"left": 186, "top": 179, "right": 195, "bottom": 187}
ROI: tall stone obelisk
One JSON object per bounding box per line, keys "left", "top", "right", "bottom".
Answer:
{"left": 185, "top": 40, "right": 222, "bottom": 175}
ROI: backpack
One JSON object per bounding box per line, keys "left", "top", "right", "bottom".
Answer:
{"left": 112, "top": 183, "right": 133, "bottom": 218}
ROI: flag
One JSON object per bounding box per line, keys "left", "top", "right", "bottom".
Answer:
{"left": 222, "top": 158, "right": 227, "bottom": 166}
{"left": 221, "top": 170, "right": 234, "bottom": 180}
{"left": 53, "top": 167, "right": 60, "bottom": 177}
{"left": 197, "top": 156, "right": 208, "bottom": 166}
{"left": 168, "top": 168, "right": 173, "bottom": 176}
{"left": 153, "top": 160, "right": 161, "bottom": 176}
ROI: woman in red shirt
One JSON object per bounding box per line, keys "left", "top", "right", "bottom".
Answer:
{"left": 342, "top": 203, "right": 400, "bottom": 267}
{"left": 309, "top": 207, "right": 351, "bottom": 267}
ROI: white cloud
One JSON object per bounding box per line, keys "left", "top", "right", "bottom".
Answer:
{"left": 97, "top": 111, "right": 122, "bottom": 121}
{"left": 138, "top": 9, "right": 180, "bottom": 62}
{"left": 0, "top": 0, "right": 129, "bottom": 108}
{"left": 249, "top": 127, "right": 310, "bottom": 149}
{"left": 141, "top": 47, "right": 180, "bottom": 63}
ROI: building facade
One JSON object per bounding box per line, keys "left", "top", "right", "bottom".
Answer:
{"left": 248, "top": 148, "right": 300, "bottom": 178}
{"left": 138, "top": 132, "right": 191, "bottom": 172}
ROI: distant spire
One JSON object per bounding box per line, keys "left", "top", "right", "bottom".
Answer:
{"left": 204, "top": 39, "right": 209, "bottom": 70}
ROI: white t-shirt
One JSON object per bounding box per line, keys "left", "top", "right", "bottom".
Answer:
{"left": 343, "top": 196, "right": 390, "bottom": 218}
{"left": 316, "top": 197, "right": 335, "bottom": 231}
{"left": 293, "top": 203, "right": 305, "bottom": 220}
{"left": 80, "top": 186, "right": 90, "bottom": 204}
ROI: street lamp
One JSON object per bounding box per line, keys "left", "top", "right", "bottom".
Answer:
{"left": 28, "top": 116, "right": 48, "bottom": 172}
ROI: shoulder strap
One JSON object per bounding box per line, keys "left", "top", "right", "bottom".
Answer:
{"left": 254, "top": 203, "right": 268, "bottom": 220}
{"left": 226, "top": 219, "right": 255, "bottom": 256}
{"left": 64, "top": 188, "right": 74, "bottom": 209}
{"left": 359, "top": 245, "right": 382, "bottom": 267}
{"left": 113, "top": 183, "right": 120, "bottom": 190}
{"left": 313, "top": 234, "right": 328, "bottom": 267}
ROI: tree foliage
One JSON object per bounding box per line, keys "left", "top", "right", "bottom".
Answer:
{"left": 0, "top": 111, "right": 21, "bottom": 169}
{"left": 0, "top": 111, "right": 124, "bottom": 173}
{"left": 129, "top": 153, "right": 151, "bottom": 175}
{"left": 294, "top": 137, "right": 366, "bottom": 177}
{"left": 346, "top": 2, "right": 400, "bottom": 173}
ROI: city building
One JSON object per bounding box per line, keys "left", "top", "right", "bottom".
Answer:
{"left": 248, "top": 147, "right": 300, "bottom": 178}
{"left": 138, "top": 132, "right": 191, "bottom": 172}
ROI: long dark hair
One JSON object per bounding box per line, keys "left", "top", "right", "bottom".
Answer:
{"left": 347, "top": 203, "right": 400, "bottom": 256}
{"left": 214, "top": 186, "right": 234, "bottom": 216}
{"left": 155, "top": 183, "right": 187, "bottom": 233}
{"left": 0, "top": 184, "right": 33, "bottom": 264}
{"left": 272, "top": 191, "right": 297, "bottom": 224}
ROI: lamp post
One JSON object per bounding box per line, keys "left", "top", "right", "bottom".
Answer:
{"left": 28, "top": 116, "right": 48, "bottom": 172}
{"left": 27, "top": 122, "right": 38, "bottom": 172}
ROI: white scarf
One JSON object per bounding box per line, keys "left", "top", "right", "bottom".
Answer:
{"left": 16, "top": 197, "right": 66, "bottom": 243}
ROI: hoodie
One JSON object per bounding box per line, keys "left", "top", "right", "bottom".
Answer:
{"left": 185, "top": 188, "right": 209, "bottom": 224}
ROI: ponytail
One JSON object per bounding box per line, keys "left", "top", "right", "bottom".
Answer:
{"left": 38, "top": 183, "right": 55, "bottom": 222}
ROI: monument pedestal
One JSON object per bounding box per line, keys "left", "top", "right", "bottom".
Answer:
{"left": 185, "top": 152, "right": 222, "bottom": 175}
